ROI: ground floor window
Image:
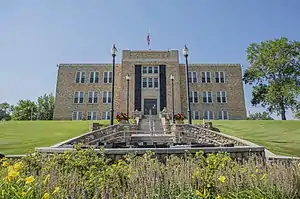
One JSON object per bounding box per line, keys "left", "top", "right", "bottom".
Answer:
{"left": 192, "top": 111, "right": 200, "bottom": 120}
{"left": 87, "top": 111, "right": 98, "bottom": 120}
{"left": 218, "top": 111, "right": 228, "bottom": 120}
{"left": 203, "top": 111, "right": 214, "bottom": 120}
{"left": 102, "top": 111, "right": 111, "bottom": 120}
{"left": 72, "top": 111, "right": 83, "bottom": 120}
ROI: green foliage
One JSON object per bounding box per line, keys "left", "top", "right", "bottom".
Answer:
{"left": 11, "top": 100, "right": 37, "bottom": 121}
{"left": 243, "top": 37, "right": 300, "bottom": 120}
{"left": 1, "top": 148, "right": 300, "bottom": 198}
{"left": 0, "top": 102, "right": 13, "bottom": 121}
{"left": 247, "top": 111, "right": 274, "bottom": 120}
{"left": 36, "top": 93, "right": 55, "bottom": 120}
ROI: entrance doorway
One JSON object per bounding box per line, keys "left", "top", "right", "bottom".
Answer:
{"left": 144, "top": 99, "right": 157, "bottom": 115}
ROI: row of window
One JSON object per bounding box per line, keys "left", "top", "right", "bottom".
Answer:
{"left": 72, "top": 110, "right": 229, "bottom": 120}
{"left": 189, "top": 91, "right": 227, "bottom": 103}
{"left": 192, "top": 111, "right": 229, "bottom": 120}
{"left": 75, "top": 71, "right": 113, "bottom": 84}
{"left": 142, "top": 77, "right": 159, "bottom": 88}
{"left": 73, "top": 91, "right": 112, "bottom": 104}
{"left": 142, "top": 66, "right": 159, "bottom": 74}
{"left": 188, "top": 71, "right": 225, "bottom": 83}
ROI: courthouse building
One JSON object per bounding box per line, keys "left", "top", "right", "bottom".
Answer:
{"left": 53, "top": 49, "right": 247, "bottom": 120}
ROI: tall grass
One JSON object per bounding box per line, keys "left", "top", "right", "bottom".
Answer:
{"left": 1, "top": 147, "right": 300, "bottom": 199}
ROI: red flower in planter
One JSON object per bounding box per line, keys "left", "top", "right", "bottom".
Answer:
{"left": 174, "top": 113, "right": 185, "bottom": 121}
{"left": 116, "top": 112, "right": 130, "bottom": 122}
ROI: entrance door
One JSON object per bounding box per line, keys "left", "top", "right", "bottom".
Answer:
{"left": 144, "top": 99, "right": 157, "bottom": 115}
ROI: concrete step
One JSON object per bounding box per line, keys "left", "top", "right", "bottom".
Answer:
{"left": 131, "top": 134, "right": 175, "bottom": 144}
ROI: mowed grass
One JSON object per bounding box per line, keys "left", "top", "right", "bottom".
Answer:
{"left": 194, "top": 120, "right": 300, "bottom": 157}
{"left": 0, "top": 120, "right": 110, "bottom": 155}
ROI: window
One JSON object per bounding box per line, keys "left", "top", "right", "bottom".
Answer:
{"left": 142, "top": 78, "right": 147, "bottom": 88}
{"left": 72, "top": 111, "right": 83, "bottom": 120}
{"left": 201, "top": 72, "right": 211, "bottom": 83}
{"left": 88, "top": 91, "right": 98, "bottom": 103}
{"left": 102, "top": 91, "right": 112, "bottom": 103}
{"left": 143, "top": 66, "right": 158, "bottom": 74}
{"left": 148, "top": 66, "right": 153, "bottom": 74}
{"left": 154, "top": 78, "right": 159, "bottom": 88}
{"left": 104, "top": 72, "right": 112, "bottom": 83}
{"left": 189, "top": 91, "right": 198, "bottom": 103}
{"left": 73, "top": 92, "right": 84, "bottom": 103}
{"left": 215, "top": 72, "right": 225, "bottom": 83}
{"left": 89, "top": 72, "right": 99, "bottom": 83}
{"left": 204, "top": 111, "right": 214, "bottom": 120}
{"left": 75, "top": 72, "right": 86, "bottom": 83}
{"left": 188, "top": 71, "right": 197, "bottom": 83}
{"left": 148, "top": 78, "right": 153, "bottom": 88}
{"left": 216, "top": 91, "right": 227, "bottom": 103}
{"left": 142, "top": 67, "right": 147, "bottom": 74}
{"left": 218, "top": 111, "right": 228, "bottom": 120}
{"left": 153, "top": 66, "right": 159, "bottom": 74}
{"left": 192, "top": 111, "right": 200, "bottom": 120}
{"left": 102, "top": 111, "right": 111, "bottom": 120}
{"left": 87, "top": 111, "right": 97, "bottom": 120}
{"left": 202, "top": 91, "right": 212, "bottom": 103}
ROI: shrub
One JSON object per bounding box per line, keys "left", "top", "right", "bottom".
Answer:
{"left": 0, "top": 148, "right": 300, "bottom": 198}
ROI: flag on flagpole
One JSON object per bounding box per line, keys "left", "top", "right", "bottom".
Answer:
{"left": 147, "top": 30, "right": 151, "bottom": 50}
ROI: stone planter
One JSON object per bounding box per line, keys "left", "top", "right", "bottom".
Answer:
{"left": 176, "top": 120, "right": 184, "bottom": 124}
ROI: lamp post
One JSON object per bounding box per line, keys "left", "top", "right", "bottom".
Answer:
{"left": 183, "top": 45, "right": 192, "bottom": 125}
{"left": 110, "top": 44, "right": 117, "bottom": 126}
{"left": 126, "top": 74, "right": 130, "bottom": 117}
{"left": 170, "top": 74, "right": 175, "bottom": 123}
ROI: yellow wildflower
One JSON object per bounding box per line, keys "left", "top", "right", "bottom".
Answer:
{"left": 21, "top": 192, "right": 26, "bottom": 197}
{"left": 25, "top": 176, "right": 35, "bottom": 184}
{"left": 7, "top": 166, "right": 20, "bottom": 178}
{"left": 53, "top": 187, "right": 60, "bottom": 194}
{"left": 218, "top": 176, "right": 226, "bottom": 183}
{"left": 216, "top": 195, "right": 222, "bottom": 199}
{"left": 14, "top": 162, "right": 23, "bottom": 171}
{"left": 43, "top": 174, "right": 50, "bottom": 185}
{"left": 42, "top": 193, "right": 50, "bottom": 199}
{"left": 2, "top": 161, "right": 9, "bottom": 167}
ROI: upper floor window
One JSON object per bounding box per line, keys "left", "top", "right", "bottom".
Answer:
{"left": 192, "top": 111, "right": 200, "bottom": 120}
{"left": 218, "top": 111, "right": 228, "bottom": 120}
{"left": 102, "top": 111, "right": 111, "bottom": 120}
{"left": 73, "top": 91, "right": 84, "bottom": 104}
{"left": 215, "top": 72, "right": 225, "bottom": 83}
{"left": 87, "top": 111, "right": 98, "bottom": 120}
{"left": 189, "top": 91, "right": 198, "bottom": 103}
{"left": 102, "top": 91, "right": 112, "bottom": 103}
{"left": 90, "top": 72, "right": 99, "bottom": 83}
{"left": 142, "top": 77, "right": 159, "bottom": 88}
{"left": 202, "top": 91, "right": 212, "bottom": 103}
{"left": 201, "top": 72, "right": 211, "bottom": 83}
{"left": 154, "top": 77, "right": 159, "bottom": 88}
{"left": 72, "top": 111, "right": 83, "bottom": 120}
{"left": 104, "top": 72, "right": 112, "bottom": 83}
{"left": 88, "top": 91, "right": 98, "bottom": 103}
{"left": 216, "top": 91, "right": 227, "bottom": 103}
{"left": 75, "top": 72, "right": 86, "bottom": 83}
{"left": 142, "top": 66, "right": 159, "bottom": 74}
{"left": 148, "top": 78, "right": 153, "bottom": 88}
{"left": 204, "top": 111, "right": 214, "bottom": 120}
{"left": 188, "top": 71, "right": 197, "bottom": 83}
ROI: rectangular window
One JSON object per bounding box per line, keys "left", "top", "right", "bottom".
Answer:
{"left": 202, "top": 91, "right": 212, "bottom": 103}
{"left": 90, "top": 72, "right": 99, "bottom": 83}
{"left": 88, "top": 91, "right": 98, "bottom": 103}
{"left": 215, "top": 72, "right": 225, "bottom": 83}
{"left": 104, "top": 72, "right": 112, "bottom": 83}
{"left": 154, "top": 78, "right": 159, "bottom": 88}
{"left": 87, "top": 111, "right": 97, "bottom": 120}
{"left": 153, "top": 66, "right": 159, "bottom": 74}
{"left": 148, "top": 66, "right": 153, "bottom": 74}
{"left": 202, "top": 72, "right": 211, "bottom": 83}
{"left": 192, "top": 111, "right": 200, "bottom": 120}
{"left": 221, "top": 91, "right": 227, "bottom": 103}
{"left": 142, "top": 77, "right": 147, "bottom": 88}
{"left": 142, "top": 67, "right": 147, "bottom": 74}
{"left": 207, "top": 91, "right": 212, "bottom": 103}
{"left": 74, "top": 92, "right": 84, "bottom": 104}
{"left": 189, "top": 91, "right": 198, "bottom": 103}
{"left": 148, "top": 78, "right": 153, "bottom": 88}
{"left": 75, "top": 72, "right": 86, "bottom": 83}
{"left": 102, "top": 91, "right": 112, "bottom": 103}
{"left": 202, "top": 91, "right": 207, "bottom": 103}
{"left": 218, "top": 111, "right": 228, "bottom": 120}
{"left": 217, "top": 92, "right": 221, "bottom": 103}
{"left": 72, "top": 111, "right": 83, "bottom": 120}
{"left": 188, "top": 71, "right": 197, "bottom": 83}
{"left": 204, "top": 111, "right": 214, "bottom": 120}
{"left": 102, "top": 111, "right": 111, "bottom": 120}
{"left": 217, "top": 91, "right": 227, "bottom": 103}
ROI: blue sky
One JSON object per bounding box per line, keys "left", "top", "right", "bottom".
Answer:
{"left": 0, "top": 0, "right": 299, "bottom": 119}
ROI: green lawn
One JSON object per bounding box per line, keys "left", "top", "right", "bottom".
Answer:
{"left": 0, "top": 120, "right": 110, "bottom": 155}
{"left": 1, "top": 120, "right": 300, "bottom": 156}
{"left": 193, "top": 120, "right": 300, "bottom": 157}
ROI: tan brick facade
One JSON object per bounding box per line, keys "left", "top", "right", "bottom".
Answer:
{"left": 53, "top": 50, "right": 247, "bottom": 120}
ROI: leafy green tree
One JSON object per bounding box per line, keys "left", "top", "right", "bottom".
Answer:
{"left": 244, "top": 37, "right": 300, "bottom": 120}
{"left": 11, "top": 100, "right": 37, "bottom": 120}
{"left": 0, "top": 102, "right": 13, "bottom": 121}
{"left": 37, "top": 93, "right": 55, "bottom": 120}
{"left": 247, "top": 111, "right": 274, "bottom": 120}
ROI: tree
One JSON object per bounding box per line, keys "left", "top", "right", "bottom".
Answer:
{"left": 247, "top": 111, "right": 274, "bottom": 120}
{"left": 0, "top": 102, "right": 13, "bottom": 121}
{"left": 36, "top": 93, "right": 55, "bottom": 120}
{"left": 243, "top": 37, "right": 300, "bottom": 120}
{"left": 11, "top": 100, "right": 37, "bottom": 120}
